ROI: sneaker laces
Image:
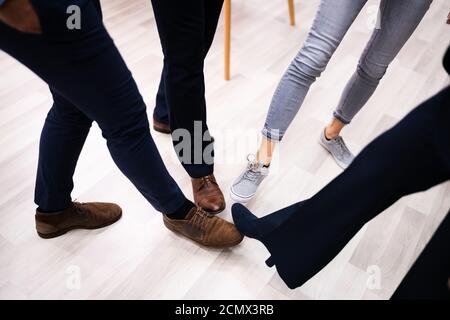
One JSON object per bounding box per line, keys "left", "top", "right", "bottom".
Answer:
{"left": 335, "top": 136, "right": 350, "bottom": 155}
{"left": 242, "top": 154, "right": 265, "bottom": 183}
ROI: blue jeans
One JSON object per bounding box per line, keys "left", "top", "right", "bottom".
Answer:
{"left": 0, "top": 0, "right": 187, "bottom": 213}
{"left": 263, "top": 0, "right": 432, "bottom": 141}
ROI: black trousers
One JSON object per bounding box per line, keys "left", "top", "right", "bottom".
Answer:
{"left": 151, "top": 0, "right": 224, "bottom": 178}
{"left": 391, "top": 210, "right": 450, "bottom": 299}
{"left": 0, "top": 0, "right": 187, "bottom": 214}
{"left": 263, "top": 86, "right": 450, "bottom": 294}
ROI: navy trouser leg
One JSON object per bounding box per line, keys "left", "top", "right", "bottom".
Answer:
{"left": 391, "top": 211, "right": 450, "bottom": 300}
{"left": 0, "top": 1, "right": 186, "bottom": 214}
{"left": 153, "top": 0, "right": 223, "bottom": 126}
{"left": 263, "top": 87, "right": 450, "bottom": 289}
{"left": 151, "top": 0, "right": 223, "bottom": 178}
{"left": 35, "top": 90, "right": 93, "bottom": 211}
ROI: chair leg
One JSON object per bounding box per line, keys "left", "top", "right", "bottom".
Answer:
{"left": 288, "top": 0, "right": 295, "bottom": 26}
{"left": 224, "top": 0, "right": 231, "bottom": 80}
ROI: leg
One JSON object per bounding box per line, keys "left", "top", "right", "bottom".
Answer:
{"left": 288, "top": 0, "right": 295, "bottom": 26}
{"left": 151, "top": 0, "right": 213, "bottom": 178}
{"left": 322, "top": 0, "right": 430, "bottom": 169}
{"left": 233, "top": 87, "right": 450, "bottom": 288}
{"left": 391, "top": 211, "right": 450, "bottom": 300}
{"left": 153, "top": 69, "right": 169, "bottom": 125}
{"left": 231, "top": 0, "right": 367, "bottom": 202}
{"left": 35, "top": 90, "right": 93, "bottom": 211}
{"left": 0, "top": 1, "right": 186, "bottom": 214}
{"left": 261, "top": 0, "right": 367, "bottom": 143}
{"left": 333, "top": 0, "right": 432, "bottom": 125}
{"left": 153, "top": 0, "right": 223, "bottom": 127}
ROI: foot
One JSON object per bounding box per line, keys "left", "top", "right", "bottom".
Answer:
{"left": 231, "top": 201, "right": 302, "bottom": 240}
{"left": 192, "top": 174, "right": 226, "bottom": 214}
{"left": 163, "top": 207, "right": 243, "bottom": 248}
{"left": 319, "top": 129, "right": 354, "bottom": 169}
{"left": 35, "top": 202, "right": 122, "bottom": 239}
{"left": 231, "top": 203, "right": 261, "bottom": 239}
{"left": 153, "top": 117, "right": 171, "bottom": 134}
{"left": 230, "top": 155, "right": 269, "bottom": 203}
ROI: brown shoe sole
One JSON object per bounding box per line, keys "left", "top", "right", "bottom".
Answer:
{"left": 163, "top": 218, "right": 242, "bottom": 249}
{"left": 37, "top": 210, "right": 122, "bottom": 239}
{"left": 202, "top": 205, "right": 226, "bottom": 215}
{"left": 153, "top": 124, "right": 171, "bottom": 134}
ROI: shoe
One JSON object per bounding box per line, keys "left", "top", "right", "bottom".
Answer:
{"left": 153, "top": 117, "right": 171, "bottom": 134}
{"left": 35, "top": 201, "right": 122, "bottom": 239}
{"left": 319, "top": 130, "right": 354, "bottom": 169}
{"left": 232, "top": 202, "right": 305, "bottom": 287}
{"left": 192, "top": 174, "right": 225, "bottom": 214}
{"left": 230, "top": 155, "right": 269, "bottom": 203}
{"left": 163, "top": 206, "right": 243, "bottom": 248}
{"left": 231, "top": 202, "right": 301, "bottom": 240}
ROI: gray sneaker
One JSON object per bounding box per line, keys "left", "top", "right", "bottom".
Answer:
{"left": 230, "top": 155, "right": 269, "bottom": 203}
{"left": 319, "top": 130, "right": 354, "bottom": 169}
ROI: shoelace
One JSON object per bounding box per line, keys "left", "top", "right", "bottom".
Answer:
{"left": 335, "top": 136, "right": 350, "bottom": 155}
{"left": 242, "top": 156, "right": 266, "bottom": 183}
{"left": 73, "top": 200, "right": 88, "bottom": 216}
{"left": 190, "top": 208, "right": 209, "bottom": 232}
{"left": 198, "top": 175, "right": 217, "bottom": 191}
{"left": 243, "top": 167, "right": 261, "bottom": 183}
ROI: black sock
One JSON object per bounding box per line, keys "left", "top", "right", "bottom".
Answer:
{"left": 37, "top": 207, "right": 64, "bottom": 214}
{"left": 167, "top": 199, "right": 195, "bottom": 220}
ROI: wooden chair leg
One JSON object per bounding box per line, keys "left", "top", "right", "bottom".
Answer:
{"left": 288, "top": 0, "right": 295, "bottom": 26}
{"left": 224, "top": 0, "right": 231, "bottom": 80}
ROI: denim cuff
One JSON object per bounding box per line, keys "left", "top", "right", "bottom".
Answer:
{"left": 261, "top": 127, "right": 283, "bottom": 142}
{"left": 332, "top": 111, "right": 351, "bottom": 125}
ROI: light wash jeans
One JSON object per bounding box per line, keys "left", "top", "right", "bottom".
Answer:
{"left": 262, "top": 0, "right": 432, "bottom": 141}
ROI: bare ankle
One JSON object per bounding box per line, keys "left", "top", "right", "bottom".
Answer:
{"left": 256, "top": 152, "right": 271, "bottom": 166}
{"left": 325, "top": 118, "right": 345, "bottom": 140}
{"left": 324, "top": 126, "right": 338, "bottom": 140}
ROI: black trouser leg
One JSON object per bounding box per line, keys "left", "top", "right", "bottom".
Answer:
{"left": 391, "top": 211, "right": 450, "bottom": 300}
{"left": 0, "top": 1, "right": 187, "bottom": 214}
{"left": 35, "top": 90, "right": 93, "bottom": 211}
{"left": 151, "top": 0, "right": 223, "bottom": 178}
{"left": 263, "top": 87, "right": 450, "bottom": 289}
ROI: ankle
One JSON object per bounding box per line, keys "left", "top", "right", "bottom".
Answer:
{"left": 324, "top": 126, "right": 339, "bottom": 140}
{"left": 256, "top": 153, "right": 271, "bottom": 166}
{"left": 167, "top": 199, "right": 195, "bottom": 220}
{"left": 37, "top": 206, "right": 68, "bottom": 214}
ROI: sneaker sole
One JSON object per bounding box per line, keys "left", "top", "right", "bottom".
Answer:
{"left": 37, "top": 210, "right": 122, "bottom": 239}
{"left": 229, "top": 187, "right": 255, "bottom": 204}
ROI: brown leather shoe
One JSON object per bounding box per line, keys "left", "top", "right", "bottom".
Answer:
{"left": 163, "top": 207, "right": 243, "bottom": 248}
{"left": 153, "top": 117, "right": 171, "bottom": 134}
{"left": 192, "top": 174, "right": 226, "bottom": 214}
{"left": 35, "top": 202, "right": 122, "bottom": 239}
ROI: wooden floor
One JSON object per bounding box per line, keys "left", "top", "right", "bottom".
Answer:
{"left": 0, "top": 0, "right": 449, "bottom": 300}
